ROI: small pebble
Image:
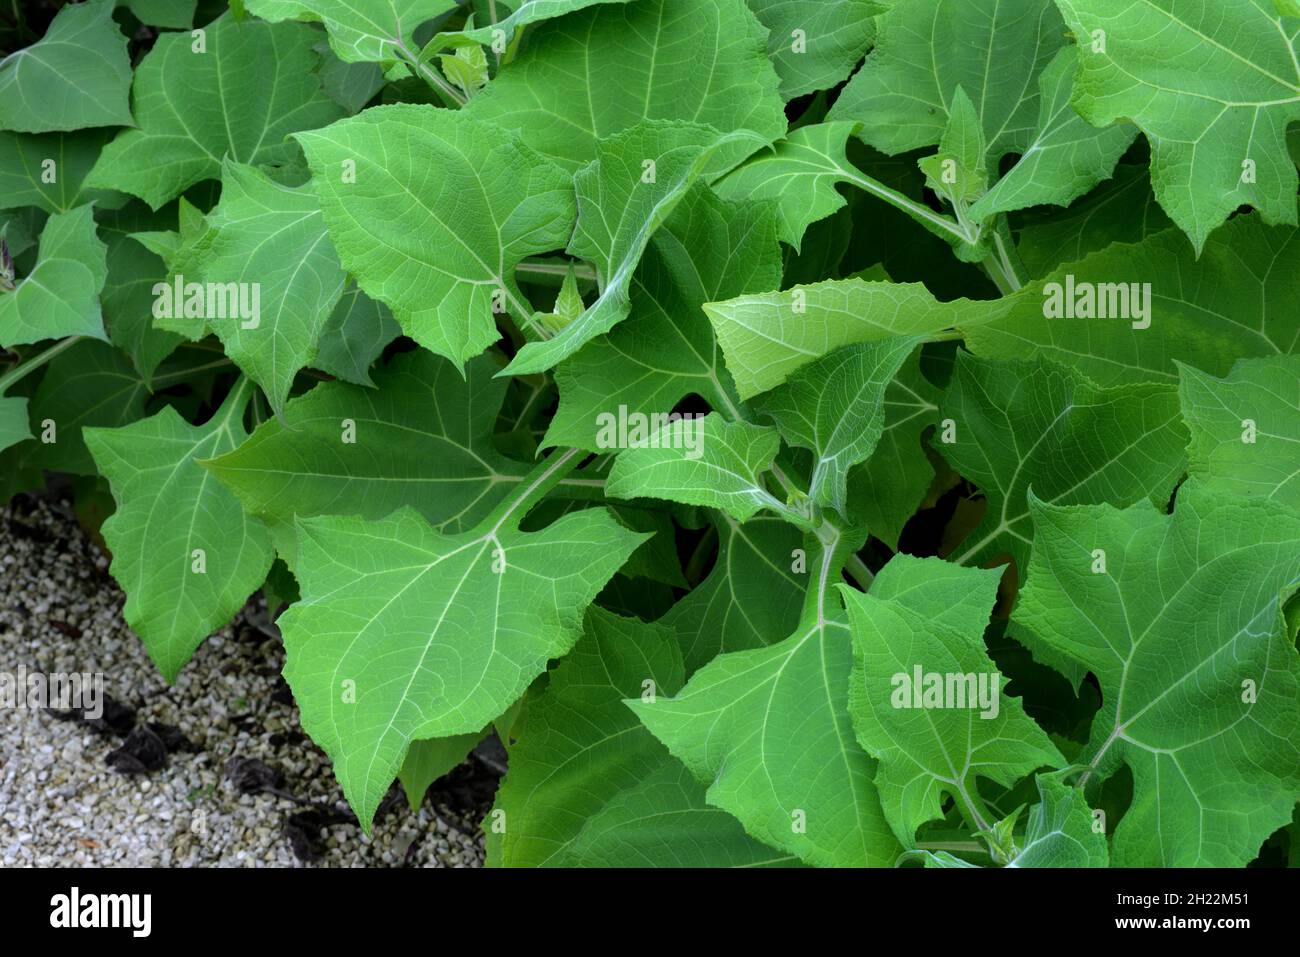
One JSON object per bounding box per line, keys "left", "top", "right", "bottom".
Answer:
{"left": 1, "top": 494, "right": 490, "bottom": 867}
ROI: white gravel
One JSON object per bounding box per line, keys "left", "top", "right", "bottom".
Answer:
{"left": 0, "top": 492, "right": 490, "bottom": 868}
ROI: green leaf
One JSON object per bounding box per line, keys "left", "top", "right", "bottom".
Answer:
{"left": 1179, "top": 356, "right": 1300, "bottom": 510}
{"left": 21, "top": 339, "right": 151, "bottom": 476}
{"left": 964, "top": 214, "right": 1300, "bottom": 386}
{"left": 0, "top": 204, "right": 108, "bottom": 349}
{"left": 490, "top": 608, "right": 789, "bottom": 866}
{"left": 312, "top": 284, "right": 401, "bottom": 386}
{"left": 1054, "top": 0, "right": 1300, "bottom": 251}
{"left": 465, "top": 0, "right": 787, "bottom": 169}
{"left": 917, "top": 86, "right": 988, "bottom": 206}
{"left": 243, "top": 0, "right": 457, "bottom": 62}
{"left": 277, "top": 449, "right": 646, "bottom": 828}
{"left": 1007, "top": 772, "right": 1108, "bottom": 867}
{"left": 1015, "top": 162, "right": 1171, "bottom": 278}
{"left": 398, "top": 731, "right": 485, "bottom": 811}
{"left": 712, "top": 121, "right": 863, "bottom": 252}
{"left": 828, "top": 0, "right": 1065, "bottom": 162}
{"left": 1013, "top": 487, "right": 1300, "bottom": 866}
{"left": 547, "top": 187, "right": 782, "bottom": 451}
{"left": 125, "top": 0, "right": 198, "bottom": 29}
{"left": 938, "top": 354, "right": 1187, "bottom": 575}
{"left": 755, "top": 337, "right": 921, "bottom": 518}
{"left": 968, "top": 47, "right": 1137, "bottom": 221}
{"left": 85, "top": 13, "right": 344, "bottom": 209}
{"left": 661, "top": 515, "right": 804, "bottom": 674}
{"left": 204, "top": 351, "right": 525, "bottom": 537}
{"left": 629, "top": 528, "right": 900, "bottom": 866}
{"left": 0, "top": 129, "right": 122, "bottom": 214}
{"left": 0, "top": 0, "right": 132, "bottom": 133}
{"left": 295, "top": 103, "right": 575, "bottom": 368}
{"left": 85, "top": 380, "right": 276, "bottom": 682}
{"left": 97, "top": 206, "right": 184, "bottom": 381}
{"left": 606, "top": 414, "right": 792, "bottom": 525}
{"left": 534, "top": 266, "right": 584, "bottom": 335}
{"left": 186, "top": 161, "right": 347, "bottom": 413}
{"left": 0, "top": 395, "right": 32, "bottom": 454}
{"left": 847, "top": 349, "right": 940, "bottom": 549}
{"left": 505, "top": 122, "right": 762, "bottom": 375}
{"left": 441, "top": 1, "right": 636, "bottom": 47}
{"left": 704, "top": 277, "right": 996, "bottom": 399}
{"left": 744, "top": 0, "right": 881, "bottom": 99}
{"left": 841, "top": 555, "right": 1063, "bottom": 847}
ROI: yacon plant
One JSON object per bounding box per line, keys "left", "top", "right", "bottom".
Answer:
{"left": 1, "top": 0, "right": 1298, "bottom": 868}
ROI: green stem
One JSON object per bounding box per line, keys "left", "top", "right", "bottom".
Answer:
{"left": 844, "top": 553, "right": 875, "bottom": 590}
{"left": 0, "top": 336, "right": 83, "bottom": 394}
{"left": 393, "top": 39, "right": 468, "bottom": 107}
{"left": 843, "top": 169, "right": 974, "bottom": 247}
{"left": 517, "top": 259, "right": 598, "bottom": 283}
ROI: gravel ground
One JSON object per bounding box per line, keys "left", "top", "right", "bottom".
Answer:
{"left": 0, "top": 491, "right": 493, "bottom": 868}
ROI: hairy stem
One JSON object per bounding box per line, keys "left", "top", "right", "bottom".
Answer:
{"left": 0, "top": 336, "right": 83, "bottom": 394}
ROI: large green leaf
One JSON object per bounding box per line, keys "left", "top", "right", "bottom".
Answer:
{"left": 490, "top": 608, "right": 791, "bottom": 866}
{"left": 1014, "top": 163, "right": 1171, "bottom": 278}
{"left": 465, "top": 0, "right": 787, "bottom": 169}
{"left": 968, "top": 47, "right": 1137, "bottom": 221}
{"left": 0, "top": 205, "right": 108, "bottom": 349}
{"left": 243, "top": 0, "right": 458, "bottom": 62}
{"left": 546, "top": 187, "right": 782, "bottom": 451}
{"left": 312, "top": 284, "right": 401, "bottom": 386}
{"left": 938, "top": 354, "right": 1188, "bottom": 575}
{"left": 847, "top": 349, "right": 940, "bottom": 549}
{"left": 295, "top": 104, "right": 575, "bottom": 368}
{"left": 704, "top": 277, "right": 996, "bottom": 399}
{"left": 828, "top": 0, "right": 1065, "bottom": 161}
{"left": 744, "top": 0, "right": 881, "bottom": 99}
{"left": 183, "top": 162, "right": 347, "bottom": 413}
{"left": 85, "top": 14, "right": 344, "bottom": 208}
{"left": 606, "top": 414, "right": 791, "bottom": 525}
{"left": 842, "top": 555, "right": 1063, "bottom": 847}
{"left": 713, "top": 121, "right": 864, "bottom": 252}
{"left": 85, "top": 380, "right": 276, "bottom": 682}
{"left": 1054, "top": 0, "right": 1300, "bottom": 251}
{"left": 628, "top": 527, "right": 900, "bottom": 866}
{"left": 504, "top": 122, "right": 760, "bottom": 375}
{"left": 0, "top": 0, "right": 132, "bottom": 134}
{"left": 277, "top": 448, "right": 645, "bottom": 828}
{"left": 1179, "top": 355, "right": 1300, "bottom": 510}
{"left": 660, "top": 514, "right": 804, "bottom": 674}
{"left": 0, "top": 129, "right": 121, "bottom": 214}
{"left": 20, "top": 339, "right": 151, "bottom": 476}
{"left": 963, "top": 213, "right": 1300, "bottom": 386}
{"left": 1013, "top": 488, "right": 1300, "bottom": 866}
{"left": 204, "top": 351, "right": 525, "bottom": 536}
{"left": 97, "top": 206, "right": 184, "bottom": 382}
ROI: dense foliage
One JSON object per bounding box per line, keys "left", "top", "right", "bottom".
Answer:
{"left": 2, "top": 0, "right": 1298, "bottom": 868}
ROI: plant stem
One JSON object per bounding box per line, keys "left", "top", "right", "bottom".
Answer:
{"left": 0, "top": 336, "right": 82, "bottom": 394}
{"left": 517, "top": 260, "right": 598, "bottom": 283}
{"left": 843, "top": 169, "right": 974, "bottom": 247}
{"left": 844, "top": 553, "right": 875, "bottom": 590}
{"left": 393, "top": 39, "right": 468, "bottom": 107}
